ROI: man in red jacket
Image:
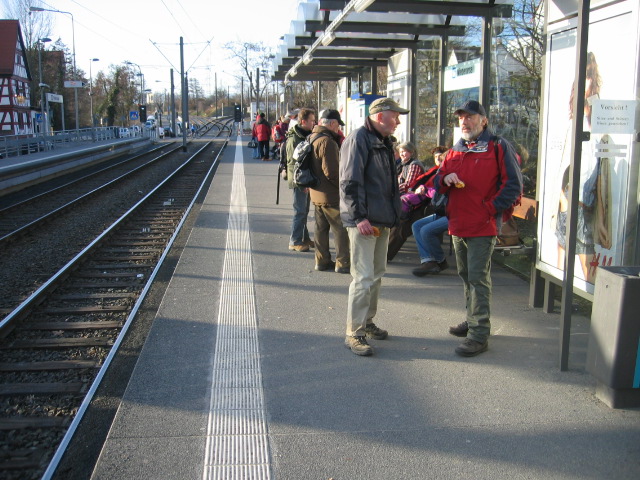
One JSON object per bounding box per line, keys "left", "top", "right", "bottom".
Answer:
{"left": 435, "top": 100, "right": 522, "bottom": 357}
{"left": 252, "top": 112, "right": 272, "bottom": 161}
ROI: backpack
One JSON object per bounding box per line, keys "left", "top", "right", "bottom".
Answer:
{"left": 431, "top": 189, "right": 448, "bottom": 217}
{"left": 491, "top": 135, "right": 523, "bottom": 246}
{"left": 292, "top": 133, "right": 329, "bottom": 189}
{"left": 272, "top": 126, "right": 283, "bottom": 142}
{"left": 492, "top": 135, "right": 522, "bottom": 222}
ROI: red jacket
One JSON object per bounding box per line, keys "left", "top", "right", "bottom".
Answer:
{"left": 252, "top": 119, "right": 271, "bottom": 142}
{"left": 272, "top": 122, "right": 286, "bottom": 144}
{"left": 435, "top": 129, "right": 522, "bottom": 238}
{"left": 407, "top": 164, "right": 439, "bottom": 192}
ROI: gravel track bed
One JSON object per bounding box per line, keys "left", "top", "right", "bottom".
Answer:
{"left": 0, "top": 147, "right": 196, "bottom": 316}
{"left": 0, "top": 138, "right": 221, "bottom": 479}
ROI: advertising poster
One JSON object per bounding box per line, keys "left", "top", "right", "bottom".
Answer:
{"left": 538, "top": 9, "right": 638, "bottom": 293}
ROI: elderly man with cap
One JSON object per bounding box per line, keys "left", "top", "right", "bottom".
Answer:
{"left": 309, "top": 109, "right": 351, "bottom": 274}
{"left": 435, "top": 100, "right": 522, "bottom": 357}
{"left": 340, "top": 97, "right": 408, "bottom": 356}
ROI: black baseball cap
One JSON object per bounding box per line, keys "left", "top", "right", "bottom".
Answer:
{"left": 320, "top": 109, "right": 345, "bottom": 126}
{"left": 454, "top": 100, "right": 487, "bottom": 116}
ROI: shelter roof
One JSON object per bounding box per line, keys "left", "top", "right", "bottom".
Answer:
{"left": 272, "top": 0, "right": 513, "bottom": 82}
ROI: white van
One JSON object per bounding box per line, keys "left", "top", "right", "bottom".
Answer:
{"left": 117, "top": 127, "right": 131, "bottom": 138}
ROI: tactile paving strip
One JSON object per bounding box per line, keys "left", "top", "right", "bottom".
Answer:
{"left": 203, "top": 139, "right": 271, "bottom": 480}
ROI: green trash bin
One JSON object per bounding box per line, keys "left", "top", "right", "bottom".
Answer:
{"left": 586, "top": 266, "right": 640, "bottom": 408}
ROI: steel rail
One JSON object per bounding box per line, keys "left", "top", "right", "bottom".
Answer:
{"left": 0, "top": 144, "right": 168, "bottom": 214}
{"left": 40, "top": 126, "right": 232, "bottom": 480}
{"left": 0, "top": 144, "right": 184, "bottom": 245}
{"left": 42, "top": 141, "right": 226, "bottom": 479}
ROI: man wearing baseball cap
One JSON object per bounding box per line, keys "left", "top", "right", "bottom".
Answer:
{"left": 339, "top": 97, "right": 408, "bottom": 356}
{"left": 308, "top": 109, "right": 350, "bottom": 274}
{"left": 435, "top": 100, "right": 523, "bottom": 357}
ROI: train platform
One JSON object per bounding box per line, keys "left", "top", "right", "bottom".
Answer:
{"left": 0, "top": 136, "right": 151, "bottom": 194}
{"left": 90, "top": 136, "right": 640, "bottom": 479}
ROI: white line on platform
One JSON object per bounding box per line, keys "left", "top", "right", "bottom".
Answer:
{"left": 203, "top": 137, "right": 271, "bottom": 480}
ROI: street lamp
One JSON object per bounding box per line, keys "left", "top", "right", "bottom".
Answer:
{"left": 30, "top": 6, "right": 78, "bottom": 132}
{"left": 89, "top": 58, "right": 99, "bottom": 127}
{"left": 37, "top": 37, "right": 51, "bottom": 136}
{"left": 125, "top": 61, "right": 144, "bottom": 104}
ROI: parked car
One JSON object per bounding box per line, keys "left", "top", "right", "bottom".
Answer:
{"left": 163, "top": 126, "right": 175, "bottom": 137}
{"left": 117, "top": 127, "right": 131, "bottom": 138}
{"left": 130, "top": 125, "right": 141, "bottom": 136}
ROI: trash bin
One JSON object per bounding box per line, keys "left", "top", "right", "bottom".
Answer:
{"left": 586, "top": 266, "right": 640, "bottom": 408}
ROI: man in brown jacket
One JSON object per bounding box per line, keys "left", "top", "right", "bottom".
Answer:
{"left": 309, "top": 109, "right": 350, "bottom": 274}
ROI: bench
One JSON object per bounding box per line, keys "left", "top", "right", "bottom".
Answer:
{"left": 494, "top": 195, "right": 538, "bottom": 257}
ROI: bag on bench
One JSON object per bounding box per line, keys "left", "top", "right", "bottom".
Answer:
{"left": 496, "top": 217, "right": 520, "bottom": 247}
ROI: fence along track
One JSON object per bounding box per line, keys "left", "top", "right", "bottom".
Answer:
{"left": 0, "top": 124, "right": 231, "bottom": 479}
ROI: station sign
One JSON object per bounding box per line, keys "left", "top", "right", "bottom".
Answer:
{"left": 47, "top": 93, "right": 63, "bottom": 103}
{"left": 444, "top": 58, "right": 481, "bottom": 92}
{"left": 64, "top": 80, "right": 86, "bottom": 88}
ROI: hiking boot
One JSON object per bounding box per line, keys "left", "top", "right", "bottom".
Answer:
{"left": 335, "top": 266, "right": 350, "bottom": 274}
{"left": 344, "top": 336, "right": 373, "bottom": 356}
{"left": 412, "top": 261, "right": 441, "bottom": 277}
{"left": 455, "top": 338, "right": 488, "bottom": 357}
{"left": 289, "top": 244, "right": 309, "bottom": 252}
{"left": 438, "top": 259, "right": 449, "bottom": 271}
{"left": 315, "top": 261, "right": 335, "bottom": 271}
{"left": 365, "top": 322, "right": 388, "bottom": 340}
{"left": 448, "top": 321, "right": 469, "bottom": 337}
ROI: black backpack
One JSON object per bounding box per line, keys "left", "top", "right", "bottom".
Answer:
{"left": 292, "top": 133, "right": 329, "bottom": 188}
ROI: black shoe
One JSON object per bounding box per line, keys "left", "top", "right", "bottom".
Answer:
{"left": 438, "top": 259, "right": 449, "bottom": 271}
{"left": 344, "top": 336, "right": 373, "bottom": 356}
{"left": 335, "top": 266, "right": 350, "bottom": 274}
{"left": 448, "top": 321, "right": 469, "bottom": 337}
{"left": 315, "top": 261, "right": 335, "bottom": 271}
{"left": 365, "top": 322, "right": 388, "bottom": 340}
{"left": 412, "top": 261, "right": 441, "bottom": 277}
{"left": 455, "top": 338, "right": 488, "bottom": 357}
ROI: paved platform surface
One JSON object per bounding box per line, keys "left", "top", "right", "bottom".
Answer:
{"left": 90, "top": 136, "right": 640, "bottom": 479}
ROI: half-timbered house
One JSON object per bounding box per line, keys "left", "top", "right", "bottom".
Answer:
{"left": 0, "top": 20, "right": 33, "bottom": 136}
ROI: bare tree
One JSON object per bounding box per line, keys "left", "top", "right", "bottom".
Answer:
{"left": 5, "top": 0, "right": 53, "bottom": 48}
{"left": 499, "top": 0, "right": 544, "bottom": 80}
{"left": 223, "top": 41, "right": 271, "bottom": 103}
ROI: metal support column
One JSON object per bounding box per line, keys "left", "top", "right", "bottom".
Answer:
{"left": 170, "top": 68, "right": 176, "bottom": 137}
{"left": 410, "top": 47, "right": 418, "bottom": 143}
{"left": 560, "top": 0, "right": 591, "bottom": 371}
{"left": 371, "top": 66, "right": 378, "bottom": 95}
{"left": 437, "top": 36, "right": 448, "bottom": 147}
{"left": 180, "top": 37, "right": 187, "bottom": 151}
{"left": 480, "top": 16, "right": 492, "bottom": 114}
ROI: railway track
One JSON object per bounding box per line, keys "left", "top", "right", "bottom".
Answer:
{"left": 0, "top": 143, "right": 178, "bottom": 245}
{"left": 0, "top": 120, "right": 232, "bottom": 479}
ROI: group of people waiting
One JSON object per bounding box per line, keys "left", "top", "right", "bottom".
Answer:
{"left": 263, "top": 97, "right": 523, "bottom": 359}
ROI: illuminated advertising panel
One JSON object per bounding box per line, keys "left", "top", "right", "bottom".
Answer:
{"left": 537, "top": 1, "right": 639, "bottom": 294}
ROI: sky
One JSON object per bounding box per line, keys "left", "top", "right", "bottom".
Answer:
{"left": 2, "top": 0, "right": 301, "bottom": 95}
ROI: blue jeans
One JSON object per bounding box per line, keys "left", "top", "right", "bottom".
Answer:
{"left": 411, "top": 214, "right": 449, "bottom": 263}
{"left": 290, "top": 187, "right": 311, "bottom": 246}
{"left": 452, "top": 235, "right": 496, "bottom": 343}
{"left": 252, "top": 137, "right": 260, "bottom": 158}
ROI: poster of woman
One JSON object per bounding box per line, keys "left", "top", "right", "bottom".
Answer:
{"left": 538, "top": 8, "right": 638, "bottom": 293}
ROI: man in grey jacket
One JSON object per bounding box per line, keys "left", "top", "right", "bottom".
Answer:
{"left": 339, "top": 97, "right": 408, "bottom": 356}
